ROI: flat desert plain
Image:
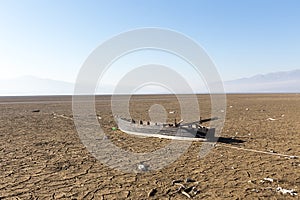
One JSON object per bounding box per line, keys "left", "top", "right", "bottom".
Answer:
{"left": 0, "top": 94, "right": 299, "bottom": 199}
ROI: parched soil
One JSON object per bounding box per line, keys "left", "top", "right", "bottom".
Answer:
{"left": 0, "top": 94, "right": 299, "bottom": 199}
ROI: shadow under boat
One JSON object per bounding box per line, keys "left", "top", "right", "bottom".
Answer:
{"left": 217, "top": 137, "right": 245, "bottom": 144}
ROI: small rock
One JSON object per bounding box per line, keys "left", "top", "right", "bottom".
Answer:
{"left": 32, "top": 109, "right": 40, "bottom": 113}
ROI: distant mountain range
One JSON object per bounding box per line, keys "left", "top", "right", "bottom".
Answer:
{"left": 0, "top": 69, "right": 299, "bottom": 95}
{"left": 224, "top": 69, "right": 300, "bottom": 93}
{"left": 0, "top": 76, "right": 74, "bottom": 96}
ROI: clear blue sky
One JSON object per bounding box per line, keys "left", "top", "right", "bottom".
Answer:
{"left": 0, "top": 0, "right": 299, "bottom": 83}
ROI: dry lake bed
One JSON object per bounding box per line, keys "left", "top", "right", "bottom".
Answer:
{"left": 0, "top": 94, "right": 299, "bottom": 199}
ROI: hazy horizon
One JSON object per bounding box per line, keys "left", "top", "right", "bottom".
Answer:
{"left": 0, "top": 68, "right": 299, "bottom": 96}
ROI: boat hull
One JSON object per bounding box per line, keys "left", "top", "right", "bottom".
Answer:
{"left": 116, "top": 118, "right": 208, "bottom": 141}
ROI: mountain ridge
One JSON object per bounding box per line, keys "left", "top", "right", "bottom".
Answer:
{"left": 224, "top": 69, "right": 300, "bottom": 93}
{"left": 0, "top": 69, "right": 299, "bottom": 95}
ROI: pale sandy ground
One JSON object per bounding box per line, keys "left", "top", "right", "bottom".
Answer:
{"left": 0, "top": 94, "right": 299, "bottom": 199}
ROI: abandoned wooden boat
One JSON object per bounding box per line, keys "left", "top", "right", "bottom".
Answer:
{"left": 116, "top": 117, "right": 216, "bottom": 141}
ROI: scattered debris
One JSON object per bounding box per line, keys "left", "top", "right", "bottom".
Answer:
{"left": 191, "top": 187, "right": 199, "bottom": 195}
{"left": 251, "top": 189, "right": 259, "bottom": 193}
{"left": 267, "top": 118, "right": 276, "bottom": 121}
{"left": 262, "top": 178, "right": 274, "bottom": 183}
{"left": 102, "top": 135, "right": 109, "bottom": 140}
{"left": 181, "top": 190, "right": 191, "bottom": 198}
{"left": 234, "top": 132, "right": 239, "bottom": 137}
{"left": 245, "top": 108, "right": 249, "bottom": 111}
{"left": 176, "top": 184, "right": 184, "bottom": 193}
{"left": 184, "top": 186, "right": 194, "bottom": 193}
{"left": 53, "top": 113, "right": 71, "bottom": 120}
{"left": 137, "top": 164, "right": 148, "bottom": 171}
{"left": 173, "top": 178, "right": 200, "bottom": 198}
{"left": 276, "top": 187, "right": 297, "bottom": 196}
{"left": 289, "top": 156, "right": 298, "bottom": 159}
{"left": 98, "top": 116, "right": 102, "bottom": 120}
{"left": 229, "top": 105, "right": 233, "bottom": 108}
{"left": 268, "top": 150, "right": 277, "bottom": 153}
{"left": 32, "top": 109, "right": 40, "bottom": 113}
{"left": 111, "top": 127, "right": 117, "bottom": 131}
{"left": 174, "top": 182, "right": 186, "bottom": 188}
{"left": 148, "top": 188, "right": 157, "bottom": 197}
{"left": 281, "top": 114, "right": 285, "bottom": 117}
{"left": 169, "top": 111, "right": 176, "bottom": 114}
{"left": 220, "top": 110, "right": 225, "bottom": 113}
